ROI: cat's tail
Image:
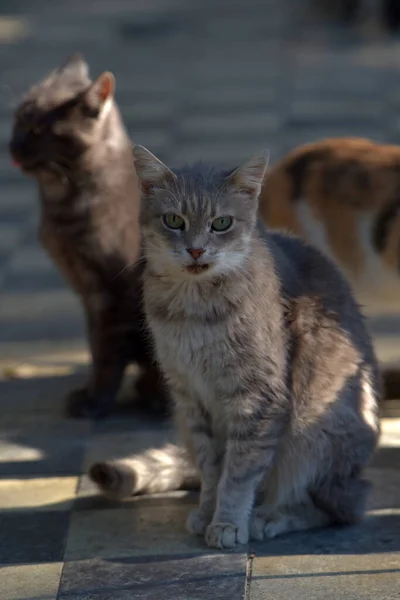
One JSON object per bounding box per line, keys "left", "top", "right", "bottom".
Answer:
{"left": 88, "top": 443, "right": 200, "bottom": 499}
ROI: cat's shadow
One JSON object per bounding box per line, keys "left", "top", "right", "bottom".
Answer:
{"left": 249, "top": 509, "right": 400, "bottom": 557}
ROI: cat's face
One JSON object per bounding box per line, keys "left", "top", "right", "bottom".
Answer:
{"left": 9, "top": 54, "right": 115, "bottom": 176}
{"left": 135, "top": 146, "right": 269, "bottom": 279}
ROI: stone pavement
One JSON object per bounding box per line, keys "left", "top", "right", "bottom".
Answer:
{"left": 0, "top": 0, "right": 399, "bottom": 598}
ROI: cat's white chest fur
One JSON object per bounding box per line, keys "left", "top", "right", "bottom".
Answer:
{"left": 150, "top": 315, "right": 227, "bottom": 414}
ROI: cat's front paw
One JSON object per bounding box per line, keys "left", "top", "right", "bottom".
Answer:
{"left": 205, "top": 521, "right": 249, "bottom": 549}
{"left": 250, "top": 509, "right": 288, "bottom": 540}
{"left": 186, "top": 507, "right": 211, "bottom": 536}
{"left": 65, "top": 388, "right": 113, "bottom": 419}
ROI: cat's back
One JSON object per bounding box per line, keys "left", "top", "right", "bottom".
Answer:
{"left": 268, "top": 227, "right": 355, "bottom": 303}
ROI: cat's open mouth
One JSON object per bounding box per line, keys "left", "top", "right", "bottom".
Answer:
{"left": 185, "top": 264, "right": 210, "bottom": 275}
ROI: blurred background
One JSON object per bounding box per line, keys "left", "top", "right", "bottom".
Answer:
{"left": 1, "top": 0, "right": 400, "bottom": 401}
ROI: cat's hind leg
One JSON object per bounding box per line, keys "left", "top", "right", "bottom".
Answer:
{"left": 66, "top": 308, "right": 128, "bottom": 419}
{"left": 250, "top": 497, "right": 332, "bottom": 540}
{"left": 310, "top": 474, "right": 371, "bottom": 525}
{"left": 250, "top": 429, "right": 374, "bottom": 541}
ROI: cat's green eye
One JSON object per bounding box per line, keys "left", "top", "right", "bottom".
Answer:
{"left": 211, "top": 216, "right": 233, "bottom": 232}
{"left": 163, "top": 214, "right": 185, "bottom": 230}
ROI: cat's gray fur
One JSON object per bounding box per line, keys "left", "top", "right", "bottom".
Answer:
{"left": 91, "top": 146, "right": 381, "bottom": 549}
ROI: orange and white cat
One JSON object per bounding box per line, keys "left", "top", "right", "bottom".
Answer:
{"left": 260, "top": 137, "right": 400, "bottom": 314}
{"left": 259, "top": 137, "right": 400, "bottom": 398}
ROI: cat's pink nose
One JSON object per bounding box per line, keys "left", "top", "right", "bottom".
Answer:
{"left": 187, "top": 248, "right": 205, "bottom": 260}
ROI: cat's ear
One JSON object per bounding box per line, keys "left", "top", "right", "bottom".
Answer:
{"left": 226, "top": 150, "right": 269, "bottom": 197}
{"left": 133, "top": 145, "right": 176, "bottom": 192}
{"left": 57, "top": 53, "right": 89, "bottom": 80}
{"left": 83, "top": 72, "right": 115, "bottom": 113}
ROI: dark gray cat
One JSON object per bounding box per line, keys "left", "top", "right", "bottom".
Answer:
{"left": 91, "top": 146, "right": 381, "bottom": 549}
{"left": 9, "top": 55, "right": 169, "bottom": 419}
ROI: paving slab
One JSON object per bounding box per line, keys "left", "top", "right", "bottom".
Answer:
{"left": 0, "top": 562, "right": 64, "bottom": 600}
{"left": 250, "top": 553, "right": 400, "bottom": 600}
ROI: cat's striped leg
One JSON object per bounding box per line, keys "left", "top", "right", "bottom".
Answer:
{"left": 174, "top": 399, "right": 222, "bottom": 536}
{"left": 67, "top": 307, "right": 128, "bottom": 419}
{"left": 205, "top": 405, "right": 286, "bottom": 550}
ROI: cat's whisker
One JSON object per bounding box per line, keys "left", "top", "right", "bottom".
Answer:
{"left": 111, "top": 261, "right": 146, "bottom": 281}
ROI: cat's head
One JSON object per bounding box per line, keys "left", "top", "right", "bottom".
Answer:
{"left": 134, "top": 146, "right": 269, "bottom": 279}
{"left": 9, "top": 53, "right": 115, "bottom": 176}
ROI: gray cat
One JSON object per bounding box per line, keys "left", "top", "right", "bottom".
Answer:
{"left": 91, "top": 146, "right": 381, "bottom": 549}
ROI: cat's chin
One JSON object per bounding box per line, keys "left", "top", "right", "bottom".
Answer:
{"left": 184, "top": 264, "right": 211, "bottom": 276}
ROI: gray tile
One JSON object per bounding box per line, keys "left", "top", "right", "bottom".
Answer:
{"left": 6, "top": 245, "right": 55, "bottom": 274}
{"left": 35, "top": 22, "right": 113, "bottom": 44}
{"left": 64, "top": 501, "right": 219, "bottom": 560}
{"left": 366, "top": 468, "right": 400, "bottom": 511}
{"left": 289, "top": 99, "right": 383, "bottom": 125}
{"left": 186, "top": 87, "right": 278, "bottom": 111}
{"left": 195, "top": 40, "right": 284, "bottom": 63}
{"left": 0, "top": 316, "right": 85, "bottom": 343}
{"left": 191, "top": 66, "right": 280, "bottom": 87}
{"left": 0, "top": 183, "right": 35, "bottom": 212}
{"left": 120, "top": 100, "right": 174, "bottom": 125}
{"left": 59, "top": 553, "right": 247, "bottom": 599}
{"left": 0, "top": 412, "right": 91, "bottom": 477}
{"left": 0, "top": 510, "right": 70, "bottom": 565}
{"left": 0, "top": 374, "right": 86, "bottom": 416}
{"left": 117, "top": 14, "right": 192, "bottom": 44}
{"left": 203, "top": 15, "right": 287, "bottom": 39}
{"left": 178, "top": 113, "right": 281, "bottom": 140}
{"left": 3, "top": 269, "right": 66, "bottom": 293}
{"left": 0, "top": 562, "right": 63, "bottom": 600}
{"left": 128, "top": 129, "right": 172, "bottom": 155}
{"left": 370, "top": 447, "right": 400, "bottom": 469}
{"left": 381, "top": 400, "right": 400, "bottom": 419}
{"left": 170, "top": 142, "right": 282, "bottom": 169}
{"left": 0, "top": 289, "right": 84, "bottom": 343}
{"left": 0, "top": 476, "right": 78, "bottom": 511}
{"left": 0, "top": 232, "right": 23, "bottom": 270}
{"left": 249, "top": 511, "right": 400, "bottom": 558}
{"left": 250, "top": 552, "right": 400, "bottom": 600}
{"left": 116, "top": 74, "right": 180, "bottom": 96}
